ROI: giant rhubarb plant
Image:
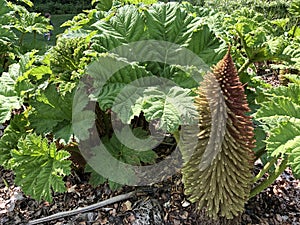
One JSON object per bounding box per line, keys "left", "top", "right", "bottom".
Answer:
{"left": 181, "top": 49, "right": 255, "bottom": 219}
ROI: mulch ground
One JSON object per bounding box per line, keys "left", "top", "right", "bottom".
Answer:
{"left": 0, "top": 162, "right": 299, "bottom": 225}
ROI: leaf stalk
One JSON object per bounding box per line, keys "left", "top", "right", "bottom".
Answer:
{"left": 291, "top": 17, "right": 300, "bottom": 38}
{"left": 252, "top": 156, "right": 278, "bottom": 183}
{"left": 238, "top": 58, "right": 252, "bottom": 75}
{"left": 250, "top": 156, "right": 289, "bottom": 198}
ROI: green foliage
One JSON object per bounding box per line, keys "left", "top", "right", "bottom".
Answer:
{"left": 88, "top": 2, "right": 226, "bottom": 134}
{"left": 141, "top": 86, "right": 197, "bottom": 133}
{"left": 85, "top": 127, "right": 157, "bottom": 188}
{"left": 49, "top": 33, "right": 93, "bottom": 93}
{"left": 144, "top": 3, "right": 193, "bottom": 43}
{"left": 92, "top": 4, "right": 146, "bottom": 50}
{"left": 0, "top": 0, "right": 87, "bottom": 204}
{"left": 0, "top": 0, "right": 53, "bottom": 69}
{"left": 91, "top": 3, "right": 226, "bottom": 62}
{"left": 281, "top": 39, "right": 300, "bottom": 70}
{"left": 204, "top": 0, "right": 291, "bottom": 21}
{"left": 0, "top": 114, "right": 28, "bottom": 167}
{"left": 0, "top": 0, "right": 18, "bottom": 72}
{"left": 255, "top": 83, "right": 300, "bottom": 178}
{"left": 285, "top": 74, "right": 300, "bottom": 84}
{"left": 0, "top": 50, "right": 50, "bottom": 123}
{"left": 8, "top": 1, "right": 51, "bottom": 47}
{"left": 289, "top": 0, "right": 300, "bottom": 17}
{"left": 13, "top": 11, "right": 51, "bottom": 36}
{"left": 10, "top": 134, "right": 71, "bottom": 202}
{"left": 30, "top": 0, "right": 91, "bottom": 14}
{"left": 28, "top": 85, "right": 74, "bottom": 142}
{"left": 221, "top": 8, "right": 290, "bottom": 63}
{"left": 255, "top": 84, "right": 300, "bottom": 128}
{"left": 0, "top": 71, "right": 22, "bottom": 123}
{"left": 103, "top": 127, "right": 158, "bottom": 165}
{"left": 92, "top": 0, "right": 112, "bottom": 11}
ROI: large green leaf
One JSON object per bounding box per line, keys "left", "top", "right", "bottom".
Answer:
{"left": 90, "top": 2, "right": 225, "bottom": 66}
{"left": 104, "top": 127, "right": 158, "bottom": 165}
{"left": 255, "top": 83, "right": 300, "bottom": 178}
{"left": 71, "top": 84, "right": 96, "bottom": 141}
{"left": 0, "top": 51, "right": 44, "bottom": 123}
{"left": 28, "top": 85, "right": 73, "bottom": 142}
{"left": 93, "top": 0, "right": 112, "bottom": 11}
{"left": 164, "top": 65, "right": 201, "bottom": 89}
{"left": 289, "top": 140, "right": 300, "bottom": 179}
{"left": 92, "top": 5, "right": 146, "bottom": 51}
{"left": 268, "top": 83, "right": 300, "bottom": 104}
{"left": 144, "top": 3, "right": 195, "bottom": 44}
{"left": 282, "top": 40, "right": 300, "bottom": 70}
{"left": 289, "top": 0, "right": 300, "bottom": 17}
{"left": 0, "top": 0, "right": 11, "bottom": 18}
{"left": 267, "top": 121, "right": 300, "bottom": 157}
{"left": 0, "top": 27, "right": 17, "bottom": 54}
{"left": 111, "top": 76, "right": 166, "bottom": 123}
{"left": 87, "top": 54, "right": 152, "bottom": 111}
{"left": 255, "top": 84, "right": 300, "bottom": 128}
{"left": 0, "top": 71, "right": 22, "bottom": 123}
{"left": 142, "top": 86, "right": 197, "bottom": 133}
{"left": 84, "top": 127, "right": 157, "bottom": 187}
{"left": 187, "top": 24, "right": 226, "bottom": 66}
{"left": 11, "top": 134, "right": 71, "bottom": 202}
{"left": 13, "top": 10, "right": 51, "bottom": 35}
{"left": 284, "top": 74, "right": 300, "bottom": 85}
{"left": 89, "top": 59, "right": 198, "bottom": 133}
{"left": 0, "top": 114, "right": 27, "bottom": 167}
{"left": 266, "top": 121, "right": 300, "bottom": 178}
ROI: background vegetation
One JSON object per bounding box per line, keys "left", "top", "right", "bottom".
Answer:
{"left": 12, "top": 0, "right": 92, "bottom": 14}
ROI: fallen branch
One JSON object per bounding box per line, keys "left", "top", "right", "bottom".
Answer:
{"left": 28, "top": 190, "right": 137, "bottom": 225}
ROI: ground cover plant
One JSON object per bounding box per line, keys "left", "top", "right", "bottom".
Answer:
{"left": 0, "top": 0, "right": 300, "bottom": 224}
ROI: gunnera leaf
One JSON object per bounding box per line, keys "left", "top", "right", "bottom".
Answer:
{"left": 181, "top": 49, "right": 255, "bottom": 219}
{"left": 28, "top": 84, "right": 73, "bottom": 142}
{"left": 11, "top": 134, "right": 71, "bottom": 202}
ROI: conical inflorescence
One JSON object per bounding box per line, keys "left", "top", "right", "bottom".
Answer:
{"left": 181, "top": 49, "right": 255, "bottom": 219}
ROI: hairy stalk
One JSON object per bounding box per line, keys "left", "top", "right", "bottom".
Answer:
{"left": 252, "top": 156, "right": 278, "bottom": 183}
{"left": 103, "top": 111, "right": 111, "bottom": 136}
{"left": 173, "top": 130, "right": 180, "bottom": 144}
{"left": 250, "top": 156, "right": 288, "bottom": 198}
{"left": 254, "top": 146, "right": 266, "bottom": 160}
{"left": 235, "top": 29, "right": 254, "bottom": 75}
{"left": 291, "top": 17, "right": 299, "bottom": 38}
{"left": 236, "top": 29, "right": 251, "bottom": 59}
{"left": 33, "top": 31, "right": 37, "bottom": 47}
{"left": 238, "top": 58, "right": 252, "bottom": 75}
{"left": 19, "top": 33, "right": 25, "bottom": 45}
